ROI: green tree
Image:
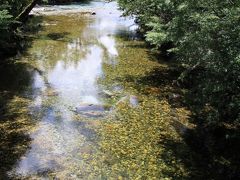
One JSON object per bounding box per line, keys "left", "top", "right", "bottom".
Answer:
{"left": 118, "top": 0, "right": 240, "bottom": 178}
{"left": 118, "top": 0, "right": 240, "bottom": 132}
{"left": 0, "top": 0, "right": 39, "bottom": 57}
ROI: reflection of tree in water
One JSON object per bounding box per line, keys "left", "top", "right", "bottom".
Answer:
{"left": 0, "top": 63, "right": 34, "bottom": 179}
{"left": 29, "top": 15, "right": 99, "bottom": 71}
{"left": 47, "top": 32, "right": 70, "bottom": 40}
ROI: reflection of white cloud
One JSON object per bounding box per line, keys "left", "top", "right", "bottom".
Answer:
{"left": 99, "top": 19, "right": 116, "bottom": 31}
{"left": 99, "top": 35, "right": 118, "bottom": 56}
{"left": 49, "top": 45, "right": 103, "bottom": 104}
{"left": 32, "top": 72, "right": 46, "bottom": 91}
{"left": 34, "top": 96, "right": 42, "bottom": 107}
{"left": 14, "top": 111, "right": 86, "bottom": 177}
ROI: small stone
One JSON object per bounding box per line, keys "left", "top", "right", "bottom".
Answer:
{"left": 129, "top": 95, "right": 139, "bottom": 107}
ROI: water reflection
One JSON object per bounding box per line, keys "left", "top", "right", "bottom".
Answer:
{"left": 99, "top": 35, "right": 118, "bottom": 56}
{"left": 9, "top": 1, "right": 137, "bottom": 178}
{"left": 15, "top": 109, "right": 86, "bottom": 176}
{"left": 49, "top": 45, "right": 103, "bottom": 104}
{"left": 0, "top": 63, "right": 33, "bottom": 179}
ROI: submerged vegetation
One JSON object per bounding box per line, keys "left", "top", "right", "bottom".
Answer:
{"left": 0, "top": 0, "right": 239, "bottom": 179}
{"left": 96, "top": 39, "right": 191, "bottom": 179}
{"left": 0, "top": 63, "right": 34, "bottom": 179}
{"left": 118, "top": 0, "right": 240, "bottom": 178}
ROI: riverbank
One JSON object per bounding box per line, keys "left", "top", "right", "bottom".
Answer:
{"left": 30, "top": 1, "right": 113, "bottom": 16}
{"left": 30, "top": 5, "right": 94, "bottom": 16}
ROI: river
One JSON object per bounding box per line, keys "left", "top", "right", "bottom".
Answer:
{"left": 0, "top": 0, "right": 187, "bottom": 179}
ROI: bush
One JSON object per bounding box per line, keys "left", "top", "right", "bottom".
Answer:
{"left": 0, "top": 0, "right": 32, "bottom": 57}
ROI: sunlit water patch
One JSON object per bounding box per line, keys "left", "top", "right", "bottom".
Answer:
{"left": 8, "top": 0, "right": 138, "bottom": 179}
{"left": 49, "top": 45, "right": 103, "bottom": 105}
{"left": 99, "top": 36, "right": 118, "bottom": 57}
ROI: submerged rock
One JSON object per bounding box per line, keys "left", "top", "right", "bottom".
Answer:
{"left": 129, "top": 95, "right": 139, "bottom": 107}
{"left": 76, "top": 104, "right": 105, "bottom": 112}
{"left": 112, "top": 85, "right": 124, "bottom": 93}
{"left": 75, "top": 103, "right": 110, "bottom": 118}
{"left": 80, "top": 111, "right": 106, "bottom": 118}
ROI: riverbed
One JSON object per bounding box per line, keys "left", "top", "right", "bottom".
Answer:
{"left": 0, "top": 1, "right": 190, "bottom": 179}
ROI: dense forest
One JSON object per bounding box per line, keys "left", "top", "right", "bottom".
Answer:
{"left": 0, "top": 0, "right": 240, "bottom": 179}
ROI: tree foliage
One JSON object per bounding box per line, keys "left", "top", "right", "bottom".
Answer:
{"left": 0, "top": 0, "right": 36, "bottom": 57}
{"left": 118, "top": 0, "right": 240, "bottom": 177}
{"left": 118, "top": 0, "right": 240, "bottom": 128}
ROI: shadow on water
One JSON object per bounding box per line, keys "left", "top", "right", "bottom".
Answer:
{"left": 115, "top": 29, "right": 141, "bottom": 42}
{"left": 0, "top": 15, "right": 43, "bottom": 179}
{"left": 115, "top": 37, "right": 240, "bottom": 179}
{"left": 46, "top": 32, "right": 70, "bottom": 40}
{"left": 0, "top": 63, "right": 34, "bottom": 179}
{"left": 0, "top": 15, "right": 44, "bottom": 61}
{"left": 35, "top": 32, "right": 71, "bottom": 42}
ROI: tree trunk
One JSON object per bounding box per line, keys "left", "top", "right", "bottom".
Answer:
{"left": 15, "top": 0, "right": 39, "bottom": 23}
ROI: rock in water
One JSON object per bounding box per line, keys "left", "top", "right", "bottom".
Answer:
{"left": 76, "top": 104, "right": 105, "bottom": 112}
{"left": 129, "top": 95, "right": 139, "bottom": 107}
{"left": 75, "top": 104, "right": 109, "bottom": 118}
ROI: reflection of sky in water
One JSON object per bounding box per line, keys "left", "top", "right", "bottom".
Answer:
{"left": 11, "top": 1, "right": 138, "bottom": 178}
{"left": 49, "top": 45, "right": 103, "bottom": 105}
{"left": 99, "top": 36, "right": 118, "bottom": 56}
{"left": 15, "top": 109, "right": 86, "bottom": 176}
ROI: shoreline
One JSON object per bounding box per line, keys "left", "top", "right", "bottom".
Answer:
{"left": 30, "top": 6, "right": 95, "bottom": 16}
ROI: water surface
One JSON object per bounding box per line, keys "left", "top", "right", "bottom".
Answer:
{"left": 7, "top": 1, "right": 137, "bottom": 178}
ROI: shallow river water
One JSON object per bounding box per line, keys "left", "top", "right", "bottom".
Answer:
{"left": 7, "top": 1, "right": 137, "bottom": 179}
{"left": 0, "top": 0, "right": 188, "bottom": 179}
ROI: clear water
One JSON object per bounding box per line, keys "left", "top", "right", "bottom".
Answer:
{"left": 6, "top": 1, "right": 137, "bottom": 178}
